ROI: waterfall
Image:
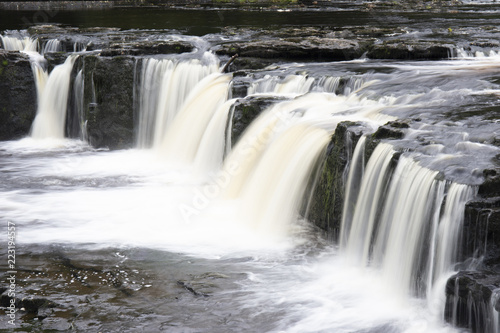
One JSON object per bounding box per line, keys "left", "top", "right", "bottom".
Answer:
{"left": 426, "top": 183, "right": 477, "bottom": 294}
{"left": 41, "top": 39, "right": 62, "bottom": 54}
{"left": 72, "top": 69, "right": 86, "bottom": 140}
{"left": 135, "top": 57, "right": 219, "bottom": 148}
{"left": 343, "top": 143, "right": 396, "bottom": 264}
{"left": 248, "top": 74, "right": 315, "bottom": 96}
{"left": 238, "top": 125, "right": 330, "bottom": 236}
{"left": 219, "top": 90, "right": 395, "bottom": 237}
{"left": 342, "top": 143, "right": 477, "bottom": 317}
{"left": 339, "top": 135, "right": 366, "bottom": 248}
{"left": 1, "top": 35, "right": 48, "bottom": 102}
{"left": 491, "top": 290, "right": 500, "bottom": 333}
{"left": 159, "top": 73, "right": 232, "bottom": 167}
{"left": 372, "top": 156, "right": 445, "bottom": 297}
{"left": 31, "top": 55, "right": 78, "bottom": 139}
{"left": 193, "top": 99, "right": 237, "bottom": 173}
{"left": 0, "top": 35, "right": 39, "bottom": 52}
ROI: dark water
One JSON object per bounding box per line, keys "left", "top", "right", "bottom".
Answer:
{"left": 2, "top": 5, "right": 500, "bottom": 34}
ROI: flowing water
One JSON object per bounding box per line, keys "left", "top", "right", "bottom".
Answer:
{"left": 1, "top": 7, "right": 500, "bottom": 332}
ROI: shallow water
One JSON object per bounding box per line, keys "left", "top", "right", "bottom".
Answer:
{"left": 0, "top": 135, "right": 475, "bottom": 331}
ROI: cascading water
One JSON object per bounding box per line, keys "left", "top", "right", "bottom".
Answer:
{"left": 31, "top": 55, "right": 78, "bottom": 139}
{"left": 341, "top": 138, "right": 478, "bottom": 322}
{"left": 0, "top": 35, "right": 38, "bottom": 52}
{"left": 248, "top": 74, "right": 315, "bottom": 96}
{"left": 247, "top": 74, "right": 363, "bottom": 96}
{"left": 71, "top": 69, "right": 86, "bottom": 141}
{"left": 135, "top": 56, "right": 219, "bottom": 148}
{"left": 0, "top": 35, "right": 48, "bottom": 103}
{"left": 343, "top": 142, "right": 396, "bottom": 264}
{"left": 159, "top": 73, "right": 233, "bottom": 168}
{"left": 339, "top": 135, "right": 365, "bottom": 247}
{"left": 41, "top": 39, "right": 62, "bottom": 54}
{"left": 2, "top": 20, "right": 500, "bottom": 333}
{"left": 220, "top": 92, "right": 394, "bottom": 237}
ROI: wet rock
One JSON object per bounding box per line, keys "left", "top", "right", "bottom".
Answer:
{"left": 307, "top": 121, "right": 367, "bottom": 237}
{"left": 216, "top": 37, "right": 364, "bottom": 62}
{"left": 230, "top": 57, "right": 276, "bottom": 71}
{"left": 100, "top": 40, "right": 194, "bottom": 57}
{"left": 83, "top": 55, "right": 135, "bottom": 149}
{"left": 462, "top": 198, "right": 500, "bottom": 269}
{"left": 44, "top": 51, "right": 70, "bottom": 70}
{"left": 478, "top": 169, "right": 500, "bottom": 197}
{"left": 372, "top": 121, "right": 408, "bottom": 140}
{"left": 444, "top": 270, "right": 500, "bottom": 333}
{"left": 0, "top": 50, "right": 37, "bottom": 140}
{"left": 367, "top": 42, "right": 453, "bottom": 60}
{"left": 231, "top": 96, "right": 287, "bottom": 146}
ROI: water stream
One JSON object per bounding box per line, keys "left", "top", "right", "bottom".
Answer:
{"left": 1, "top": 8, "right": 500, "bottom": 331}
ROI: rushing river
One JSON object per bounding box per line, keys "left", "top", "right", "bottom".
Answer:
{"left": 1, "top": 5, "right": 500, "bottom": 332}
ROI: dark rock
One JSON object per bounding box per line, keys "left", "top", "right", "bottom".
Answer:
{"left": 307, "top": 121, "right": 366, "bottom": 237}
{"left": 479, "top": 169, "right": 500, "bottom": 197}
{"left": 0, "top": 50, "right": 37, "bottom": 140}
{"left": 231, "top": 96, "right": 287, "bottom": 146}
{"left": 372, "top": 121, "right": 407, "bottom": 140}
{"left": 44, "top": 51, "right": 70, "bottom": 70}
{"left": 100, "top": 40, "right": 194, "bottom": 57}
{"left": 367, "top": 42, "right": 454, "bottom": 60}
{"left": 444, "top": 271, "right": 500, "bottom": 333}
{"left": 230, "top": 57, "right": 276, "bottom": 71}
{"left": 83, "top": 55, "right": 135, "bottom": 149}
{"left": 216, "top": 37, "right": 364, "bottom": 62}
{"left": 462, "top": 198, "right": 500, "bottom": 269}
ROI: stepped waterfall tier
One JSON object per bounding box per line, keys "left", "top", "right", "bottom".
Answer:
{"left": 1, "top": 6, "right": 500, "bottom": 332}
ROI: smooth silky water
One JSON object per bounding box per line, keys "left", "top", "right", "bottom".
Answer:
{"left": 1, "top": 8, "right": 500, "bottom": 332}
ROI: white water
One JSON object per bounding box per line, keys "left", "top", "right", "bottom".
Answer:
{"left": 343, "top": 142, "right": 396, "bottom": 264}
{"left": 135, "top": 56, "right": 219, "bottom": 148}
{"left": 247, "top": 74, "right": 364, "bottom": 97}
{"left": 73, "top": 69, "right": 86, "bottom": 140}
{"left": 0, "top": 35, "right": 49, "bottom": 105}
{"left": 0, "top": 138, "right": 466, "bottom": 333}
{"left": 2, "top": 39, "right": 498, "bottom": 332}
{"left": 31, "top": 55, "right": 78, "bottom": 139}
{"left": 0, "top": 35, "right": 38, "bottom": 52}
{"left": 159, "top": 73, "right": 232, "bottom": 169}
{"left": 41, "top": 39, "right": 62, "bottom": 54}
{"left": 339, "top": 135, "right": 366, "bottom": 247}
{"left": 248, "top": 74, "right": 315, "bottom": 96}
{"left": 341, "top": 141, "right": 478, "bottom": 324}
